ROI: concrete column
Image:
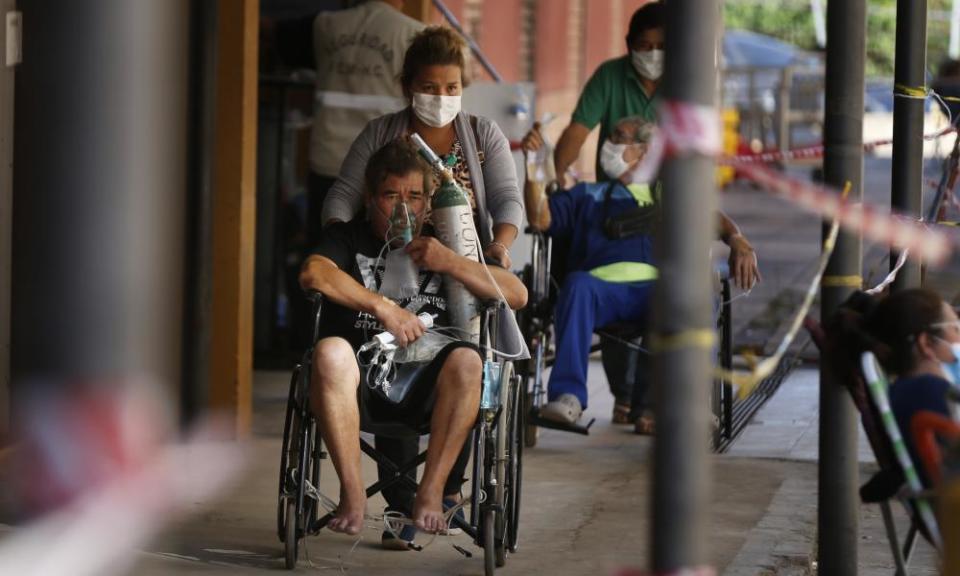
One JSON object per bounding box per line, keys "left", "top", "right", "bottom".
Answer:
{"left": 11, "top": 1, "right": 187, "bottom": 401}
{"left": 0, "top": 0, "right": 16, "bottom": 442}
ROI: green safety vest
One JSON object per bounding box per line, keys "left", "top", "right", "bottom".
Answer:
{"left": 588, "top": 182, "right": 660, "bottom": 283}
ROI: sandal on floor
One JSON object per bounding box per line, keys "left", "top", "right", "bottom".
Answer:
{"left": 612, "top": 401, "right": 632, "bottom": 425}
{"left": 634, "top": 415, "right": 656, "bottom": 435}
{"left": 442, "top": 497, "right": 466, "bottom": 535}
{"left": 381, "top": 506, "right": 417, "bottom": 550}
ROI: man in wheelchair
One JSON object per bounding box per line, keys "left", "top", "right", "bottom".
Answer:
{"left": 298, "top": 139, "right": 527, "bottom": 536}
{"left": 523, "top": 116, "right": 759, "bottom": 425}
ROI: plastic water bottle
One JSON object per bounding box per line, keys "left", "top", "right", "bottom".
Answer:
{"left": 481, "top": 361, "right": 503, "bottom": 410}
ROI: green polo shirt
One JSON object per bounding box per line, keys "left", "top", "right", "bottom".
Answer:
{"left": 571, "top": 55, "right": 658, "bottom": 180}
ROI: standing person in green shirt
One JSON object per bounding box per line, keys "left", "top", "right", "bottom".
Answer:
{"left": 554, "top": 1, "right": 664, "bottom": 184}
{"left": 546, "top": 2, "right": 665, "bottom": 430}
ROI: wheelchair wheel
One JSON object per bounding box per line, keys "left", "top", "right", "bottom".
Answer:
{"left": 523, "top": 329, "right": 550, "bottom": 448}
{"left": 283, "top": 405, "right": 305, "bottom": 569}
{"left": 284, "top": 500, "right": 298, "bottom": 568}
{"left": 483, "top": 508, "right": 496, "bottom": 576}
{"left": 277, "top": 365, "right": 300, "bottom": 542}
{"left": 493, "top": 364, "right": 513, "bottom": 567}
{"left": 505, "top": 372, "right": 523, "bottom": 553}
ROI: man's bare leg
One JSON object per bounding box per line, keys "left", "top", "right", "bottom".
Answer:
{"left": 413, "top": 348, "right": 482, "bottom": 532}
{"left": 310, "top": 337, "right": 365, "bottom": 535}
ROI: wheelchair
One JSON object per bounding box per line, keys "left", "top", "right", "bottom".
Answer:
{"left": 277, "top": 292, "right": 524, "bottom": 575}
{"left": 516, "top": 228, "right": 735, "bottom": 449}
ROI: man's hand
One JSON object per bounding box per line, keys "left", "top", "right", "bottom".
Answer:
{"left": 405, "top": 237, "right": 457, "bottom": 273}
{"left": 727, "top": 234, "right": 761, "bottom": 291}
{"left": 375, "top": 298, "right": 426, "bottom": 347}
{"left": 484, "top": 242, "right": 512, "bottom": 269}
{"left": 521, "top": 123, "right": 544, "bottom": 152}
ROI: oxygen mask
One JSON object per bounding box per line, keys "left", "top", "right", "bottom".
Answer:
{"left": 389, "top": 201, "right": 417, "bottom": 245}
{"left": 381, "top": 200, "right": 420, "bottom": 299}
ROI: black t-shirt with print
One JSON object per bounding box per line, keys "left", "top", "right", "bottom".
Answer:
{"left": 313, "top": 219, "right": 450, "bottom": 355}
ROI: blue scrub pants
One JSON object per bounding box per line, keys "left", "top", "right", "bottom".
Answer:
{"left": 547, "top": 271, "right": 653, "bottom": 408}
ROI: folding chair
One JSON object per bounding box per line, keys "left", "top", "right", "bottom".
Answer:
{"left": 807, "top": 316, "right": 941, "bottom": 575}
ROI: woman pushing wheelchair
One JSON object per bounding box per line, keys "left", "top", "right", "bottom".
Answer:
{"left": 299, "top": 139, "right": 526, "bottom": 535}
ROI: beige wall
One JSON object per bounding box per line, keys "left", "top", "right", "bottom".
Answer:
{"left": 0, "top": 0, "right": 15, "bottom": 442}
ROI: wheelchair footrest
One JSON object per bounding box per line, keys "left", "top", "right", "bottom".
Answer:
{"left": 528, "top": 410, "right": 595, "bottom": 435}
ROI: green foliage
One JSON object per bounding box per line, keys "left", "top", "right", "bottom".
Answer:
{"left": 723, "top": 0, "right": 957, "bottom": 79}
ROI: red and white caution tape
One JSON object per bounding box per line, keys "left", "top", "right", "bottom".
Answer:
{"left": 865, "top": 248, "right": 910, "bottom": 296}
{"left": 633, "top": 101, "right": 722, "bottom": 183}
{"left": 726, "top": 125, "right": 956, "bottom": 164}
{"left": 638, "top": 100, "right": 957, "bottom": 264}
{"left": 736, "top": 162, "right": 953, "bottom": 265}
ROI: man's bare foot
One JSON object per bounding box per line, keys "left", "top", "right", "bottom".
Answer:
{"left": 327, "top": 488, "right": 366, "bottom": 535}
{"left": 412, "top": 491, "right": 446, "bottom": 534}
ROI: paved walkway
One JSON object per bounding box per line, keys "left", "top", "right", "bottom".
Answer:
{"left": 726, "top": 368, "right": 939, "bottom": 575}
{"left": 2, "top": 364, "right": 939, "bottom": 576}
{"left": 0, "top": 364, "right": 829, "bottom": 576}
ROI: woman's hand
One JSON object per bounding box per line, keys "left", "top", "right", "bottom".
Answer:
{"left": 484, "top": 242, "right": 512, "bottom": 269}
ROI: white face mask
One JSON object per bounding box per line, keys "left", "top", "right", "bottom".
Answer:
{"left": 631, "top": 49, "right": 664, "bottom": 81}
{"left": 600, "top": 141, "right": 631, "bottom": 179}
{"left": 412, "top": 92, "right": 461, "bottom": 128}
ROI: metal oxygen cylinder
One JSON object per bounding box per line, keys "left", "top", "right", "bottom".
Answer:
{"left": 410, "top": 133, "right": 481, "bottom": 344}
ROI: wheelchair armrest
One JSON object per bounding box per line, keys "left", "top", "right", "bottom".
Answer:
{"left": 713, "top": 260, "right": 731, "bottom": 282}
{"left": 479, "top": 298, "right": 504, "bottom": 313}
{"left": 305, "top": 290, "right": 324, "bottom": 345}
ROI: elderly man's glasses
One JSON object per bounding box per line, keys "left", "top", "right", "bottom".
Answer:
{"left": 931, "top": 320, "right": 960, "bottom": 333}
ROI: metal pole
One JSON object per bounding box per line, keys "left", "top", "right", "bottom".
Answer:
{"left": 12, "top": 0, "right": 187, "bottom": 402}
{"left": 432, "top": 0, "right": 504, "bottom": 83}
{"left": 950, "top": 0, "right": 960, "bottom": 60}
{"left": 818, "top": 0, "right": 865, "bottom": 574}
{"left": 650, "top": 0, "right": 718, "bottom": 571}
{"left": 777, "top": 67, "right": 793, "bottom": 153}
{"left": 811, "top": 0, "right": 827, "bottom": 49}
{"left": 890, "top": 0, "right": 927, "bottom": 291}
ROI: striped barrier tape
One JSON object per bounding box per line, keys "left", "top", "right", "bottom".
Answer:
{"left": 727, "top": 124, "right": 956, "bottom": 164}
{"left": 641, "top": 100, "right": 955, "bottom": 265}
{"left": 632, "top": 101, "right": 723, "bottom": 183}
{"left": 716, "top": 183, "right": 848, "bottom": 398}
{"left": 733, "top": 162, "right": 953, "bottom": 265}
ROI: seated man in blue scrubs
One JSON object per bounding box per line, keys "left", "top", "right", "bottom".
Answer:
{"left": 523, "top": 116, "right": 759, "bottom": 425}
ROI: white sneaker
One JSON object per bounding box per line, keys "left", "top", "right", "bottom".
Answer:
{"left": 539, "top": 394, "right": 583, "bottom": 424}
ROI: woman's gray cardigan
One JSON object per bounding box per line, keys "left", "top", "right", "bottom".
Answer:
{"left": 321, "top": 108, "right": 525, "bottom": 246}
{"left": 321, "top": 108, "right": 529, "bottom": 360}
